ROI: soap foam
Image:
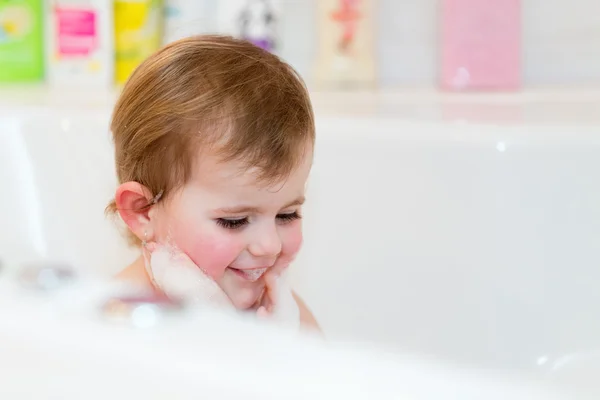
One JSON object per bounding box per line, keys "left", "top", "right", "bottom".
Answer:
{"left": 144, "top": 243, "right": 234, "bottom": 310}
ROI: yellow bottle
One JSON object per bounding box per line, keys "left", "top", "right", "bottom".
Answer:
{"left": 114, "top": 0, "right": 162, "bottom": 85}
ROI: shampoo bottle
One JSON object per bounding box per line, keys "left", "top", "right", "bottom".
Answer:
{"left": 440, "top": 0, "right": 521, "bottom": 91}
{"left": 314, "top": 0, "right": 377, "bottom": 89}
{"left": 217, "top": 0, "right": 281, "bottom": 53}
{"left": 114, "top": 0, "right": 162, "bottom": 85}
{"left": 46, "top": 0, "right": 113, "bottom": 87}
{"left": 0, "top": 0, "right": 44, "bottom": 82}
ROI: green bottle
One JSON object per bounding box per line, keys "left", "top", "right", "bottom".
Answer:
{"left": 0, "top": 0, "right": 44, "bottom": 82}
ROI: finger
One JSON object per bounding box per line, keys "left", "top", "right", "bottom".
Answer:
{"left": 142, "top": 242, "right": 156, "bottom": 267}
{"left": 269, "top": 262, "right": 287, "bottom": 279}
{"left": 151, "top": 243, "right": 196, "bottom": 269}
{"left": 261, "top": 272, "right": 278, "bottom": 312}
{"left": 172, "top": 249, "right": 193, "bottom": 264}
{"left": 256, "top": 306, "right": 270, "bottom": 319}
{"left": 145, "top": 241, "right": 157, "bottom": 253}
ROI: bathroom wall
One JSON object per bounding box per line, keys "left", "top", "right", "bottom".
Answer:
{"left": 375, "top": 0, "right": 438, "bottom": 87}
{"left": 522, "top": 0, "right": 600, "bottom": 85}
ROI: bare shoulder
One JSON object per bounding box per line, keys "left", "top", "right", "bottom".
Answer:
{"left": 114, "top": 256, "right": 150, "bottom": 285}
{"left": 292, "top": 291, "right": 322, "bottom": 333}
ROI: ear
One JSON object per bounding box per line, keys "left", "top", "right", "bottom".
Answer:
{"left": 114, "top": 182, "right": 155, "bottom": 242}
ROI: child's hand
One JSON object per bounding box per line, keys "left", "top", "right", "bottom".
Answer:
{"left": 142, "top": 241, "right": 233, "bottom": 309}
{"left": 256, "top": 271, "right": 277, "bottom": 318}
{"left": 255, "top": 263, "right": 287, "bottom": 319}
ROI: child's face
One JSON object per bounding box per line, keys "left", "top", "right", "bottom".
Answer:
{"left": 151, "top": 149, "right": 312, "bottom": 309}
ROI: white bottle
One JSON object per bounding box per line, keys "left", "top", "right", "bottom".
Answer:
{"left": 217, "top": 0, "right": 281, "bottom": 53}
{"left": 45, "top": 0, "right": 113, "bottom": 87}
{"left": 163, "top": 0, "right": 215, "bottom": 45}
{"left": 314, "top": 0, "right": 377, "bottom": 89}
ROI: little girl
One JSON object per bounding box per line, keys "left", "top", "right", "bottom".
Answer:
{"left": 106, "top": 35, "right": 319, "bottom": 331}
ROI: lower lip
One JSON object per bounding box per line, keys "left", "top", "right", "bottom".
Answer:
{"left": 230, "top": 268, "right": 265, "bottom": 282}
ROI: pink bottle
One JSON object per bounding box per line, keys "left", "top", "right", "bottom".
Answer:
{"left": 440, "top": 0, "right": 521, "bottom": 91}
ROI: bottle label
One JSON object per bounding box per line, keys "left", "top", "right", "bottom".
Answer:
{"left": 330, "top": 0, "right": 362, "bottom": 55}
{"left": 0, "top": 4, "right": 33, "bottom": 44}
{"left": 56, "top": 7, "right": 97, "bottom": 56}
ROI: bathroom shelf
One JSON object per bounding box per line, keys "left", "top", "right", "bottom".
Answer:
{"left": 1, "top": 86, "right": 600, "bottom": 127}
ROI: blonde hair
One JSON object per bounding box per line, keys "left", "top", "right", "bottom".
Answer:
{"left": 106, "top": 35, "right": 315, "bottom": 246}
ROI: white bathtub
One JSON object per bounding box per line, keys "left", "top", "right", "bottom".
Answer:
{"left": 1, "top": 89, "right": 599, "bottom": 396}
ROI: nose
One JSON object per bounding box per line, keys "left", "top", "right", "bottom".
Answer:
{"left": 248, "top": 224, "right": 282, "bottom": 259}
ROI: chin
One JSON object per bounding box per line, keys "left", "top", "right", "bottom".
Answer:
{"left": 229, "top": 285, "right": 263, "bottom": 310}
{"left": 222, "top": 269, "right": 265, "bottom": 310}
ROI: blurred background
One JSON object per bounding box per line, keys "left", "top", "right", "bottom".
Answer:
{"left": 1, "top": 0, "right": 599, "bottom": 90}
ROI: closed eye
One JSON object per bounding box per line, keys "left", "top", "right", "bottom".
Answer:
{"left": 216, "top": 217, "right": 249, "bottom": 230}
{"left": 216, "top": 212, "right": 301, "bottom": 230}
{"left": 276, "top": 211, "right": 301, "bottom": 224}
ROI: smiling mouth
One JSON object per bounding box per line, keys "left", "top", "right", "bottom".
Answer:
{"left": 230, "top": 267, "right": 268, "bottom": 282}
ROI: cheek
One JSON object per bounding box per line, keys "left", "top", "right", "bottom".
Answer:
{"left": 280, "top": 224, "right": 303, "bottom": 261}
{"left": 185, "top": 235, "right": 242, "bottom": 279}
{"left": 163, "top": 219, "right": 244, "bottom": 280}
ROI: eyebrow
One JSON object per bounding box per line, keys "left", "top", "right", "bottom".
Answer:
{"left": 215, "top": 196, "right": 305, "bottom": 215}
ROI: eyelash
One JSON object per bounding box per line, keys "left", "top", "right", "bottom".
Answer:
{"left": 216, "top": 212, "right": 301, "bottom": 230}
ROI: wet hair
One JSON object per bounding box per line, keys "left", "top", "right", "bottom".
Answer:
{"left": 106, "top": 35, "right": 315, "bottom": 246}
